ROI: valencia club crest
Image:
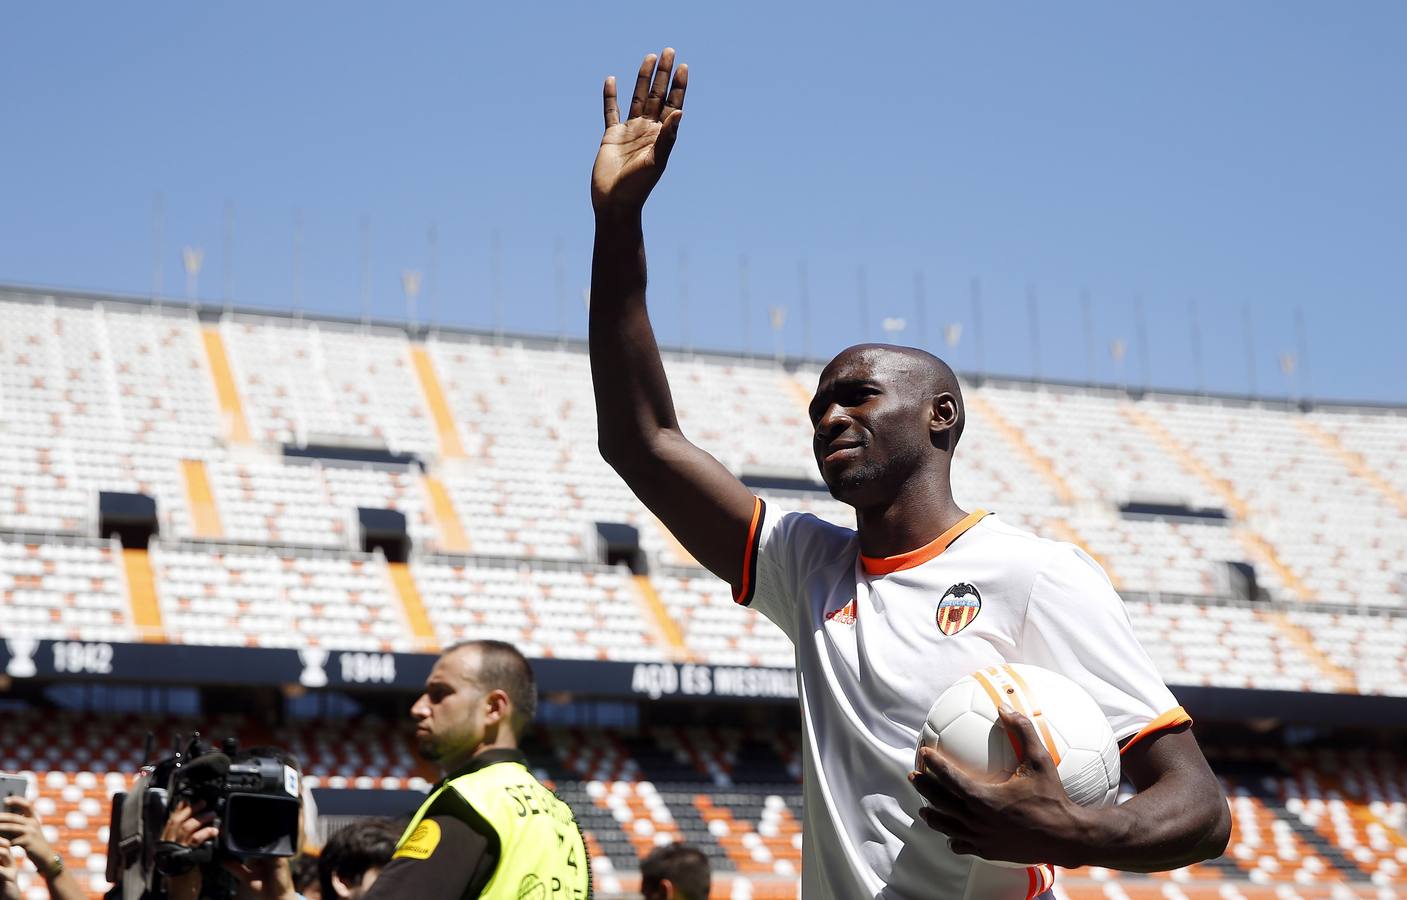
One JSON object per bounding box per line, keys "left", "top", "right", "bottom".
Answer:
{"left": 936, "top": 583, "right": 981, "bottom": 636}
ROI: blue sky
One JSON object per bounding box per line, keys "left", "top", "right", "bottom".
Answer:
{"left": 2, "top": 2, "right": 1403, "bottom": 403}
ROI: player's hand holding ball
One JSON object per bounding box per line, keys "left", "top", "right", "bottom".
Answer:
{"left": 910, "top": 664, "right": 1121, "bottom": 867}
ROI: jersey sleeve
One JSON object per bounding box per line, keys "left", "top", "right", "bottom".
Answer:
{"left": 735, "top": 497, "right": 842, "bottom": 644}
{"left": 1019, "top": 545, "right": 1188, "bottom": 746}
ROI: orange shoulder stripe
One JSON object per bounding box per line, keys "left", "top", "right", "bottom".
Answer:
{"left": 1121, "top": 706, "right": 1193, "bottom": 754}
{"left": 732, "top": 497, "right": 765, "bottom": 606}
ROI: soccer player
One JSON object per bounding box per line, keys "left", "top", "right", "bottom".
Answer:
{"left": 589, "top": 48, "right": 1231, "bottom": 899}
{"left": 363, "top": 640, "right": 590, "bottom": 900}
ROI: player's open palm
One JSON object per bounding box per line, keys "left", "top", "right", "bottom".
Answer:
{"left": 592, "top": 48, "right": 688, "bottom": 215}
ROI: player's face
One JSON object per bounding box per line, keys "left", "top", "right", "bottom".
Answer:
{"left": 809, "top": 349, "right": 931, "bottom": 505}
{"left": 410, "top": 648, "right": 489, "bottom": 769}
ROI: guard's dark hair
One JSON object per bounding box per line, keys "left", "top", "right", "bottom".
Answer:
{"left": 317, "top": 817, "right": 401, "bottom": 898}
{"left": 641, "top": 842, "right": 711, "bottom": 900}
{"left": 446, "top": 639, "right": 539, "bottom": 737}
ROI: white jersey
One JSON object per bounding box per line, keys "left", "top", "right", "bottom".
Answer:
{"left": 735, "top": 502, "right": 1188, "bottom": 900}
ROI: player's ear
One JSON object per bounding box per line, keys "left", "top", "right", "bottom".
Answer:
{"left": 929, "top": 392, "right": 960, "bottom": 451}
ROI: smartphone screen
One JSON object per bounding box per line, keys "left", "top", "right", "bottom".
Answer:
{"left": 0, "top": 774, "right": 29, "bottom": 803}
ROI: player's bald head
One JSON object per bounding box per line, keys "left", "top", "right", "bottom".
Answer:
{"left": 819, "top": 344, "right": 965, "bottom": 449}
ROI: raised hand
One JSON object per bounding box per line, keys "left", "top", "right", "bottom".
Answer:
{"left": 591, "top": 48, "right": 688, "bottom": 215}
{"left": 910, "top": 706, "right": 1089, "bottom": 867}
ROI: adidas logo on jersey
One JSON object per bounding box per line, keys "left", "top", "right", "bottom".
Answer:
{"left": 825, "top": 598, "right": 857, "bottom": 625}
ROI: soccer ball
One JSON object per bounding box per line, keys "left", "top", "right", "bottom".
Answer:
{"left": 916, "top": 663, "right": 1120, "bottom": 866}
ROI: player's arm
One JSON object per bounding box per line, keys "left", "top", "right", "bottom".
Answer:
{"left": 590, "top": 49, "right": 759, "bottom": 586}
{"left": 913, "top": 710, "right": 1231, "bottom": 871}
{"left": 1081, "top": 725, "right": 1233, "bottom": 871}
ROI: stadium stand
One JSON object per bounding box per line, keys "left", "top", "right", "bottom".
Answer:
{"left": 149, "top": 542, "right": 411, "bottom": 650}
{"left": 220, "top": 316, "right": 438, "bottom": 455}
{"left": 0, "top": 710, "right": 1402, "bottom": 899}
{"left": 413, "top": 555, "right": 670, "bottom": 661}
{"left": 0, "top": 534, "right": 131, "bottom": 642}
{"left": 3, "top": 288, "right": 1406, "bottom": 898}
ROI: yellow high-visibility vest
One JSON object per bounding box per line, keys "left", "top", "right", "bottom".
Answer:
{"left": 397, "top": 754, "right": 591, "bottom": 900}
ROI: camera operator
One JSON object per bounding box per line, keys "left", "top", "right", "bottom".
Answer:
{"left": 0, "top": 795, "right": 85, "bottom": 900}
{"left": 155, "top": 747, "right": 310, "bottom": 900}
{"left": 160, "top": 799, "right": 302, "bottom": 900}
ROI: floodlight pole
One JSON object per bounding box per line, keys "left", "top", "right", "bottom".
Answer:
{"left": 182, "top": 247, "right": 204, "bottom": 301}
{"left": 1294, "top": 306, "right": 1312, "bottom": 404}
{"left": 152, "top": 192, "right": 164, "bottom": 304}
{"left": 798, "top": 258, "right": 811, "bottom": 361}
{"left": 1026, "top": 283, "right": 1040, "bottom": 379}
{"left": 739, "top": 254, "right": 751, "bottom": 357}
{"left": 555, "top": 236, "right": 567, "bottom": 346}
{"left": 403, "top": 270, "right": 423, "bottom": 334}
{"left": 222, "top": 200, "right": 235, "bottom": 312}
{"left": 491, "top": 229, "right": 503, "bottom": 342}
{"left": 359, "top": 217, "right": 372, "bottom": 330}
{"left": 679, "top": 247, "right": 690, "bottom": 353}
{"left": 1080, "top": 289, "right": 1095, "bottom": 384}
{"left": 1280, "top": 353, "right": 1298, "bottom": 403}
{"left": 428, "top": 223, "right": 439, "bottom": 332}
{"left": 1189, "top": 301, "right": 1204, "bottom": 394}
{"left": 857, "top": 265, "right": 869, "bottom": 342}
{"left": 969, "top": 277, "right": 985, "bottom": 375}
{"left": 1110, "top": 338, "right": 1128, "bottom": 393}
{"left": 770, "top": 306, "right": 787, "bottom": 363}
{"left": 1134, "top": 296, "right": 1151, "bottom": 392}
{"left": 1242, "top": 305, "right": 1257, "bottom": 396}
{"left": 293, "top": 209, "right": 304, "bottom": 319}
{"left": 914, "top": 270, "right": 928, "bottom": 351}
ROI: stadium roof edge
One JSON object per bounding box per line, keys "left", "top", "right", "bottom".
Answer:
{"left": 1, "top": 280, "right": 1402, "bottom": 414}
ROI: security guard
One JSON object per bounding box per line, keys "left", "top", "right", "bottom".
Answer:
{"left": 365, "top": 640, "right": 590, "bottom": 899}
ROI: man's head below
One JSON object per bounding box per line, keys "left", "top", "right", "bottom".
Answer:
{"left": 640, "top": 842, "right": 711, "bottom": 900}
{"left": 317, "top": 817, "right": 401, "bottom": 900}
{"left": 809, "top": 344, "right": 965, "bottom": 507}
{"left": 411, "top": 639, "right": 538, "bottom": 773}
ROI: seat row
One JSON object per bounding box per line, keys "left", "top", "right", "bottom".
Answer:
{"left": 2, "top": 710, "right": 1403, "bottom": 899}
{"left": 2, "top": 293, "right": 1404, "bottom": 610}
{"left": 3, "top": 535, "right": 1405, "bottom": 692}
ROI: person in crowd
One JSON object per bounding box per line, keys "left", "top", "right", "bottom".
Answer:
{"left": 316, "top": 819, "right": 400, "bottom": 900}
{"left": 0, "top": 794, "right": 86, "bottom": 900}
{"left": 290, "top": 854, "right": 321, "bottom": 900}
{"left": 640, "top": 842, "right": 711, "bottom": 900}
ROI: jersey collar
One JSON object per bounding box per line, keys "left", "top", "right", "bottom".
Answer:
{"left": 443, "top": 748, "right": 530, "bottom": 783}
{"left": 859, "top": 509, "right": 989, "bottom": 576}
